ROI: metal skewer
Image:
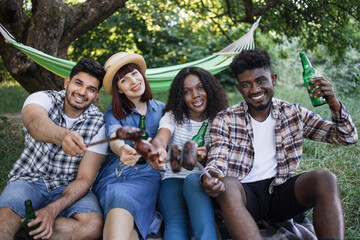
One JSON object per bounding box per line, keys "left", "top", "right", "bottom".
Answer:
{"left": 86, "top": 136, "right": 118, "bottom": 147}
{"left": 195, "top": 161, "right": 216, "bottom": 184}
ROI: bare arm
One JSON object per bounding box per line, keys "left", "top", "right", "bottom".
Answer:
{"left": 22, "top": 104, "right": 86, "bottom": 156}
{"left": 108, "top": 132, "right": 125, "bottom": 156}
{"left": 27, "top": 151, "right": 104, "bottom": 239}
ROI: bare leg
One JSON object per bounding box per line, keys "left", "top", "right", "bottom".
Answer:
{"left": 51, "top": 212, "right": 103, "bottom": 240}
{"left": 295, "top": 170, "right": 344, "bottom": 239}
{"left": 0, "top": 207, "right": 22, "bottom": 239}
{"left": 216, "top": 176, "right": 261, "bottom": 240}
{"left": 103, "top": 208, "right": 139, "bottom": 240}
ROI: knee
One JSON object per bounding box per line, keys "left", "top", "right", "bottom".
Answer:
{"left": 184, "top": 173, "right": 201, "bottom": 190}
{"left": 218, "top": 176, "right": 245, "bottom": 202}
{"left": 222, "top": 176, "right": 242, "bottom": 189}
{"left": 312, "top": 170, "right": 338, "bottom": 189}
{"left": 184, "top": 173, "right": 200, "bottom": 184}
{"left": 77, "top": 213, "right": 103, "bottom": 240}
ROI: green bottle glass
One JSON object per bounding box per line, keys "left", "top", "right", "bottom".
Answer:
{"left": 137, "top": 115, "right": 149, "bottom": 164}
{"left": 299, "top": 52, "right": 327, "bottom": 107}
{"left": 139, "top": 115, "right": 149, "bottom": 140}
{"left": 192, "top": 121, "right": 208, "bottom": 163}
{"left": 192, "top": 121, "right": 208, "bottom": 147}
{"left": 23, "top": 200, "right": 41, "bottom": 240}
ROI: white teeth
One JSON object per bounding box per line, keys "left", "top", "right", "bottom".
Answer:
{"left": 193, "top": 100, "right": 203, "bottom": 107}
{"left": 252, "top": 93, "right": 264, "bottom": 100}
{"left": 132, "top": 83, "right": 141, "bottom": 91}
{"left": 74, "top": 93, "right": 85, "bottom": 102}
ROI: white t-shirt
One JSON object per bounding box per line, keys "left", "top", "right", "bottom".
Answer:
{"left": 23, "top": 91, "right": 107, "bottom": 155}
{"left": 241, "top": 114, "right": 277, "bottom": 183}
{"left": 159, "top": 112, "right": 211, "bottom": 180}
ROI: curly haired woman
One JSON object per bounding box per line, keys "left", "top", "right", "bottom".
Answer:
{"left": 151, "top": 67, "right": 228, "bottom": 240}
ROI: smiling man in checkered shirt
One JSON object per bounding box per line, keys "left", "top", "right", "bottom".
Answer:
{"left": 0, "top": 58, "right": 108, "bottom": 240}
{"left": 202, "top": 49, "right": 358, "bottom": 240}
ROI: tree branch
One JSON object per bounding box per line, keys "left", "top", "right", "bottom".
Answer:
{"left": 61, "top": 0, "right": 128, "bottom": 47}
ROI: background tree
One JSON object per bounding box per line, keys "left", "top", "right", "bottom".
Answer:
{"left": 0, "top": 0, "right": 129, "bottom": 93}
{"left": 0, "top": 0, "right": 359, "bottom": 93}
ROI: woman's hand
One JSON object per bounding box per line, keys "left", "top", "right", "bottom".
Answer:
{"left": 120, "top": 144, "right": 141, "bottom": 166}
{"left": 147, "top": 146, "right": 167, "bottom": 169}
{"left": 197, "top": 146, "right": 207, "bottom": 163}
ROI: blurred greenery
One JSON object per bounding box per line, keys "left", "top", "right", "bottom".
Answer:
{"left": 0, "top": 1, "right": 359, "bottom": 236}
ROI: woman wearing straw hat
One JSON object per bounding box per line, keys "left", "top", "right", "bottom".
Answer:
{"left": 92, "top": 52, "right": 165, "bottom": 240}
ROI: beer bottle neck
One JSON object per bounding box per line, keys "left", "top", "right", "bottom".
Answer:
{"left": 139, "top": 115, "right": 146, "bottom": 130}
{"left": 24, "top": 200, "right": 36, "bottom": 219}
{"left": 300, "top": 52, "right": 312, "bottom": 69}
{"left": 197, "top": 122, "right": 208, "bottom": 137}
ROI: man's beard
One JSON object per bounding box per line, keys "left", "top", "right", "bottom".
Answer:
{"left": 247, "top": 97, "right": 273, "bottom": 112}
{"left": 65, "top": 89, "right": 91, "bottom": 110}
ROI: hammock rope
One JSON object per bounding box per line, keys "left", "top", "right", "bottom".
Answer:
{"left": 0, "top": 18, "right": 260, "bottom": 93}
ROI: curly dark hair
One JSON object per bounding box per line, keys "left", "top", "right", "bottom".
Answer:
{"left": 163, "top": 67, "right": 228, "bottom": 124}
{"left": 70, "top": 57, "right": 105, "bottom": 91}
{"left": 230, "top": 49, "right": 271, "bottom": 77}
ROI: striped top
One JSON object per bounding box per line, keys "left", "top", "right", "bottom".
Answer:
{"left": 206, "top": 98, "right": 358, "bottom": 193}
{"left": 159, "top": 111, "right": 211, "bottom": 180}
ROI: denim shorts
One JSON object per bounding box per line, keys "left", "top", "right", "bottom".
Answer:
{"left": 0, "top": 179, "right": 102, "bottom": 218}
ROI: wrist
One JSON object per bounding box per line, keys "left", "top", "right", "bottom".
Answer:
{"left": 328, "top": 99, "right": 341, "bottom": 112}
{"left": 58, "top": 128, "right": 71, "bottom": 145}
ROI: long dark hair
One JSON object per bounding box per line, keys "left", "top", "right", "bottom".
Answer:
{"left": 163, "top": 67, "right": 228, "bottom": 124}
{"left": 111, "top": 63, "right": 153, "bottom": 119}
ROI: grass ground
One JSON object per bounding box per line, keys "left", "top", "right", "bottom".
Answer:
{"left": 0, "top": 80, "right": 359, "bottom": 239}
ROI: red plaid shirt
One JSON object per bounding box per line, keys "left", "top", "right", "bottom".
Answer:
{"left": 206, "top": 98, "right": 358, "bottom": 193}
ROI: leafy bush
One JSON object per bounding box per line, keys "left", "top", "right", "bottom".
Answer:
{"left": 324, "top": 48, "right": 360, "bottom": 98}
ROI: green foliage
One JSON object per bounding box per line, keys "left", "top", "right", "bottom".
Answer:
{"left": 0, "top": 116, "right": 24, "bottom": 191}
{"left": 259, "top": 0, "right": 359, "bottom": 60}
{"left": 0, "top": 80, "right": 29, "bottom": 113}
{"left": 67, "top": 0, "right": 359, "bottom": 91}
{"left": 324, "top": 48, "right": 360, "bottom": 98}
{"left": 68, "top": 0, "right": 258, "bottom": 67}
{"left": 0, "top": 57, "right": 13, "bottom": 83}
{"left": 68, "top": 0, "right": 213, "bottom": 67}
{"left": 0, "top": 65, "right": 359, "bottom": 239}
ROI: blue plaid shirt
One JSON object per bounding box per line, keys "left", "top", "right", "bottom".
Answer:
{"left": 8, "top": 90, "right": 105, "bottom": 190}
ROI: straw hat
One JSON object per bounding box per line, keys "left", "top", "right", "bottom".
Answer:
{"left": 102, "top": 52, "right": 146, "bottom": 95}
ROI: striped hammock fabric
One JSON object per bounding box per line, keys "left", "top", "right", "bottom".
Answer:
{"left": 0, "top": 17, "right": 260, "bottom": 93}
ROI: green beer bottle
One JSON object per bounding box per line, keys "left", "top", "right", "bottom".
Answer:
{"left": 23, "top": 200, "right": 41, "bottom": 240}
{"left": 137, "top": 115, "right": 149, "bottom": 164}
{"left": 192, "top": 121, "right": 208, "bottom": 162}
{"left": 299, "top": 52, "right": 327, "bottom": 107}
{"left": 192, "top": 121, "right": 208, "bottom": 147}
{"left": 139, "top": 115, "right": 149, "bottom": 140}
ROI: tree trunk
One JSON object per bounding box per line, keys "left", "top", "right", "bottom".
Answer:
{"left": 0, "top": 0, "right": 128, "bottom": 93}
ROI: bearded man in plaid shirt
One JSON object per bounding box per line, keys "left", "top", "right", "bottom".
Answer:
{"left": 202, "top": 49, "right": 358, "bottom": 240}
{"left": 0, "top": 58, "right": 107, "bottom": 240}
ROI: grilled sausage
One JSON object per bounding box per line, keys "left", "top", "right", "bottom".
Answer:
{"left": 170, "top": 145, "right": 182, "bottom": 173}
{"left": 116, "top": 126, "right": 144, "bottom": 141}
{"left": 134, "top": 139, "right": 159, "bottom": 162}
{"left": 182, "top": 141, "right": 198, "bottom": 170}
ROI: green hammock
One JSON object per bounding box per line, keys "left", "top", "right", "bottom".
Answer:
{"left": 0, "top": 17, "right": 260, "bottom": 93}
